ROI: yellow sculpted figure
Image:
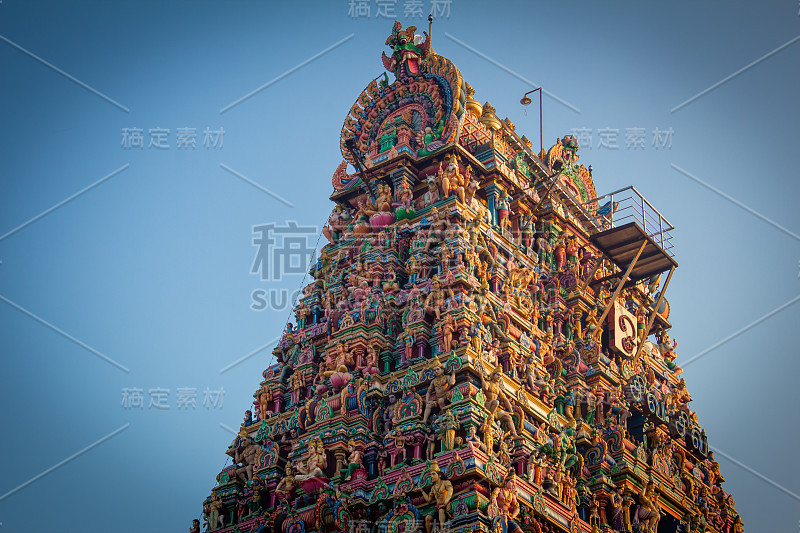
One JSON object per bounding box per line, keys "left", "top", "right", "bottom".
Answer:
{"left": 422, "top": 357, "right": 456, "bottom": 424}
{"left": 421, "top": 461, "right": 453, "bottom": 533}
{"left": 480, "top": 364, "right": 519, "bottom": 438}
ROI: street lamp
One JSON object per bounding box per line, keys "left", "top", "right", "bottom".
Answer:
{"left": 520, "top": 87, "right": 543, "bottom": 156}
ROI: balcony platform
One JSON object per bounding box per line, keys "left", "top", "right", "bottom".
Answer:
{"left": 590, "top": 221, "right": 678, "bottom": 284}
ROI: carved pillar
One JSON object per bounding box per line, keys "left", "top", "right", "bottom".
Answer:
{"left": 334, "top": 449, "right": 347, "bottom": 478}
{"left": 484, "top": 181, "right": 503, "bottom": 226}
{"left": 381, "top": 352, "right": 393, "bottom": 373}
{"left": 511, "top": 213, "right": 521, "bottom": 244}
{"left": 365, "top": 449, "right": 377, "bottom": 476}
{"left": 598, "top": 496, "right": 609, "bottom": 527}
{"left": 555, "top": 311, "right": 564, "bottom": 338}
{"left": 268, "top": 482, "right": 278, "bottom": 509}
{"left": 516, "top": 456, "right": 526, "bottom": 477}
{"left": 413, "top": 434, "right": 423, "bottom": 460}
{"left": 416, "top": 336, "right": 429, "bottom": 359}
{"left": 354, "top": 347, "right": 365, "bottom": 370}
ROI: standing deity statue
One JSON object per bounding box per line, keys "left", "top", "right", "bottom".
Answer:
{"left": 438, "top": 408, "right": 461, "bottom": 450}
{"left": 480, "top": 364, "right": 519, "bottom": 438}
{"left": 205, "top": 491, "right": 225, "bottom": 530}
{"left": 421, "top": 461, "right": 454, "bottom": 533}
{"left": 422, "top": 358, "right": 456, "bottom": 424}
{"left": 438, "top": 314, "right": 456, "bottom": 353}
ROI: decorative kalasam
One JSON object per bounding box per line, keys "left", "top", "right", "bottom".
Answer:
{"left": 197, "top": 22, "right": 742, "bottom": 533}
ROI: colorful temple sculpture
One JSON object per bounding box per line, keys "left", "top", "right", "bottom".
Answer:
{"left": 196, "top": 22, "right": 743, "bottom": 533}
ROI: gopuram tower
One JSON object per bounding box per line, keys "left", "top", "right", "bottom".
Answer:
{"left": 197, "top": 21, "right": 743, "bottom": 533}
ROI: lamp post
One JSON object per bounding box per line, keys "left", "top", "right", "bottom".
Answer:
{"left": 520, "top": 87, "right": 543, "bottom": 155}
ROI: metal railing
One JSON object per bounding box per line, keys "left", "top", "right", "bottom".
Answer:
{"left": 582, "top": 186, "right": 675, "bottom": 256}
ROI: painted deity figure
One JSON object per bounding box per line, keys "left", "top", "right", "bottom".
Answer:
{"left": 658, "top": 329, "right": 682, "bottom": 374}
{"left": 437, "top": 154, "right": 465, "bottom": 203}
{"left": 635, "top": 482, "right": 661, "bottom": 533}
{"left": 382, "top": 268, "right": 400, "bottom": 292}
{"left": 398, "top": 327, "right": 415, "bottom": 365}
{"left": 583, "top": 307, "right": 603, "bottom": 343}
{"left": 387, "top": 427, "right": 411, "bottom": 466}
{"left": 466, "top": 424, "right": 486, "bottom": 453}
{"left": 275, "top": 463, "right": 298, "bottom": 502}
{"left": 231, "top": 435, "right": 261, "bottom": 483}
{"left": 362, "top": 344, "right": 380, "bottom": 375}
{"left": 354, "top": 194, "right": 378, "bottom": 229}
{"left": 376, "top": 444, "right": 388, "bottom": 477}
{"left": 497, "top": 436, "right": 513, "bottom": 467}
{"left": 422, "top": 358, "right": 456, "bottom": 424}
{"left": 322, "top": 204, "right": 352, "bottom": 244}
{"left": 553, "top": 236, "right": 567, "bottom": 272}
{"left": 421, "top": 461, "right": 454, "bottom": 533}
{"left": 468, "top": 322, "right": 484, "bottom": 354}
{"left": 423, "top": 176, "right": 440, "bottom": 207}
{"left": 295, "top": 299, "right": 310, "bottom": 329}
{"left": 375, "top": 182, "right": 393, "bottom": 212}
{"left": 341, "top": 439, "right": 364, "bottom": 481}
{"left": 437, "top": 243, "right": 451, "bottom": 274}
{"left": 427, "top": 207, "right": 448, "bottom": 246}
{"left": 436, "top": 158, "right": 452, "bottom": 199}
{"left": 491, "top": 472, "right": 523, "bottom": 533}
{"left": 609, "top": 484, "right": 626, "bottom": 531}
{"left": 526, "top": 448, "right": 546, "bottom": 485}
{"left": 406, "top": 253, "right": 421, "bottom": 286}
{"left": 396, "top": 179, "right": 413, "bottom": 209}
{"left": 438, "top": 313, "right": 456, "bottom": 353}
{"left": 483, "top": 339, "right": 500, "bottom": 367}
{"left": 295, "top": 437, "right": 328, "bottom": 482}
{"left": 524, "top": 358, "right": 546, "bottom": 394}
{"left": 496, "top": 195, "right": 513, "bottom": 231}
{"left": 480, "top": 412, "right": 497, "bottom": 455}
{"left": 535, "top": 230, "right": 552, "bottom": 267}
{"left": 519, "top": 212, "right": 535, "bottom": 248}
{"left": 424, "top": 426, "right": 437, "bottom": 460}
{"left": 290, "top": 370, "right": 305, "bottom": 405}
{"left": 438, "top": 408, "right": 460, "bottom": 450}
{"left": 205, "top": 492, "right": 225, "bottom": 530}
{"left": 257, "top": 384, "right": 273, "bottom": 420}
{"left": 464, "top": 166, "right": 480, "bottom": 207}
{"left": 554, "top": 426, "right": 584, "bottom": 479}
{"left": 424, "top": 278, "right": 448, "bottom": 319}
{"left": 324, "top": 340, "right": 354, "bottom": 376}
{"left": 479, "top": 365, "right": 519, "bottom": 438}
{"left": 565, "top": 234, "right": 580, "bottom": 268}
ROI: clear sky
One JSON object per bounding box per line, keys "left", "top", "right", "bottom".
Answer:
{"left": 0, "top": 1, "right": 798, "bottom": 531}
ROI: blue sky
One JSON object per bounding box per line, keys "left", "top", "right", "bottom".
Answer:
{"left": 0, "top": 1, "right": 798, "bottom": 531}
